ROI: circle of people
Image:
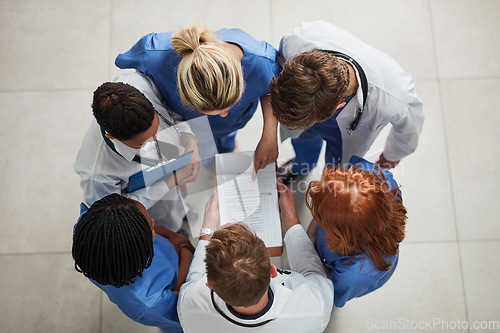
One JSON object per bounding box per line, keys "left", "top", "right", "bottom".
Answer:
{"left": 72, "top": 20, "right": 423, "bottom": 333}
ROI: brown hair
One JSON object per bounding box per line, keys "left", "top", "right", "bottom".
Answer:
{"left": 171, "top": 24, "right": 244, "bottom": 112}
{"left": 306, "top": 166, "right": 407, "bottom": 271}
{"left": 269, "top": 50, "right": 350, "bottom": 130}
{"left": 205, "top": 223, "right": 270, "bottom": 307}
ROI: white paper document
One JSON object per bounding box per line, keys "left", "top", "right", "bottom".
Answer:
{"left": 215, "top": 151, "right": 282, "bottom": 249}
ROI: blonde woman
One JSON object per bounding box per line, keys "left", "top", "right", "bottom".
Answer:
{"left": 116, "top": 24, "right": 281, "bottom": 175}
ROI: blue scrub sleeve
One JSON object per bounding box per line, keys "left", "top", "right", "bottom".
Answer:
{"left": 115, "top": 36, "right": 149, "bottom": 70}
{"left": 331, "top": 269, "right": 378, "bottom": 308}
{"left": 349, "top": 155, "right": 399, "bottom": 191}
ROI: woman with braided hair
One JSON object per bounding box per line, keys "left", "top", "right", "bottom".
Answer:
{"left": 73, "top": 194, "right": 194, "bottom": 333}
{"left": 306, "top": 156, "right": 407, "bottom": 307}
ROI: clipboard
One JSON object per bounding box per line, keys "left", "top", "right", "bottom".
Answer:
{"left": 215, "top": 151, "right": 283, "bottom": 257}
{"left": 127, "top": 150, "right": 194, "bottom": 193}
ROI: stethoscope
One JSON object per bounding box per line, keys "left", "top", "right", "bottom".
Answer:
{"left": 321, "top": 50, "right": 368, "bottom": 135}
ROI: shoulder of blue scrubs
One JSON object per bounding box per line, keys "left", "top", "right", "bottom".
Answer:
{"left": 73, "top": 202, "right": 89, "bottom": 234}
{"left": 348, "top": 155, "right": 399, "bottom": 191}
{"left": 115, "top": 31, "right": 176, "bottom": 72}
{"left": 217, "top": 28, "right": 280, "bottom": 67}
{"left": 217, "top": 28, "right": 281, "bottom": 100}
{"left": 316, "top": 224, "right": 380, "bottom": 307}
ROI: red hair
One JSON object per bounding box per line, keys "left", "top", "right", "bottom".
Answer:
{"left": 306, "top": 166, "right": 407, "bottom": 271}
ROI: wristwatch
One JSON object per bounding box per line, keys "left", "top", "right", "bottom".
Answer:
{"left": 200, "top": 227, "right": 215, "bottom": 236}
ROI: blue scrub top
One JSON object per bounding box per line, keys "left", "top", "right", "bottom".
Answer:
{"left": 76, "top": 204, "right": 182, "bottom": 332}
{"left": 115, "top": 28, "right": 281, "bottom": 139}
{"left": 315, "top": 156, "right": 400, "bottom": 307}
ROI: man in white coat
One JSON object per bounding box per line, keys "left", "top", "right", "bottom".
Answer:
{"left": 270, "top": 20, "right": 424, "bottom": 182}
{"left": 74, "top": 72, "right": 200, "bottom": 231}
{"left": 178, "top": 181, "right": 334, "bottom": 333}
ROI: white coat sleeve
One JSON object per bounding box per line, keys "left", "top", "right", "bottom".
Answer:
{"left": 181, "top": 240, "right": 209, "bottom": 290}
{"left": 79, "top": 175, "right": 122, "bottom": 207}
{"left": 383, "top": 92, "right": 424, "bottom": 162}
{"left": 284, "top": 224, "right": 334, "bottom": 328}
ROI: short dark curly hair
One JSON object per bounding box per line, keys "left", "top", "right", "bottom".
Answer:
{"left": 92, "top": 82, "right": 155, "bottom": 141}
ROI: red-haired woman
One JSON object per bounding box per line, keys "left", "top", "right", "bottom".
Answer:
{"left": 306, "top": 156, "right": 407, "bottom": 307}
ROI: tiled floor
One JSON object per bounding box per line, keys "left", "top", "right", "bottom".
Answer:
{"left": 0, "top": 0, "right": 499, "bottom": 332}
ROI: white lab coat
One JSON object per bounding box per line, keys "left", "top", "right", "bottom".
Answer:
{"left": 74, "top": 72, "right": 192, "bottom": 230}
{"left": 279, "top": 20, "right": 424, "bottom": 163}
{"left": 177, "top": 225, "right": 334, "bottom": 333}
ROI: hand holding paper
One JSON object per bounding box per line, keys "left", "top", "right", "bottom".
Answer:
{"left": 216, "top": 151, "right": 283, "bottom": 256}
{"left": 180, "top": 133, "right": 200, "bottom": 183}
{"left": 203, "top": 190, "right": 220, "bottom": 231}
{"left": 277, "top": 178, "right": 300, "bottom": 231}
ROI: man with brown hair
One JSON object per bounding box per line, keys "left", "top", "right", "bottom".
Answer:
{"left": 177, "top": 183, "right": 334, "bottom": 332}
{"left": 270, "top": 20, "right": 424, "bottom": 183}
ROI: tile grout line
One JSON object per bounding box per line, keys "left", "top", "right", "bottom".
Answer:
{"left": 268, "top": 0, "right": 274, "bottom": 45}
{"left": 99, "top": 292, "right": 104, "bottom": 333}
{"left": 100, "top": 1, "right": 113, "bottom": 331}
{"left": 404, "top": 238, "right": 500, "bottom": 245}
{"left": 428, "top": 0, "right": 470, "bottom": 331}
{"left": 0, "top": 88, "right": 99, "bottom": 93}
{"left": 457, "top": 239, "right": 500, "bottom": 243}
{"left": 107, "top": 0, "right": 114, "bottom": 81}
{"left": 0, "top": 251, "right": 71, "bottom": 256}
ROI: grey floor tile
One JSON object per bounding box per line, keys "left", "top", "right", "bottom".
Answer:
{"left": 0, "top": 253, "right": 101, "bottom": 333}
{"left": 324, "top": 242, "right": 467, "bottom": 333}
{"left": 0, "top": 0, "right": 111, "bottom": 91}
{"left": 271, "top": 0, "right": 437, "bottom": 80}
{"left": 359, "top": 79, "right": 457, "bottom": 242}
{"left": 430, "top": 0, "right": 500, "bottom": 79}
{"left": 441, "top": 79, "right": 500, "bottom": 240}
{"left": 0, "top": 91, "right": 93, "bottom": 253}
{"left": 109, "top": 0, "right": 272, "bottom": 79}
{"left": 460, "top": 241, "right": 500, "bottom": 333}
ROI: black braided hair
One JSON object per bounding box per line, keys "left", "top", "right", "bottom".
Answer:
{"left": 72, "top": 194, "right": 154, "bottom": 288}
{"left": 92, "top": 81, "right": 155, "bottom": 141}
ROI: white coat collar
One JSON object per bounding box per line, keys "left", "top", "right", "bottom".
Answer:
{"left": 210, "top": 272, "right": 294, "bottom": 327}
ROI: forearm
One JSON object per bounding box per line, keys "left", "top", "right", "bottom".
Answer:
{"left": 260, "top": 95, "right": 278, "bottom": 140}
{"left": 383, "top": 99, "right": 424, "bottom": 161}
{"left": 184, "top": 240, "right": 210, "bottom": 284}
{"left": 180, "top": 132, "right": 197, "bottom": 151}
{"left": 176, "top": 121, "right": 194, "bottom": 137}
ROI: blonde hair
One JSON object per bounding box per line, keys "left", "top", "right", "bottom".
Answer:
{"left": 171, "top": 24, "right": 244, "bottom": 112}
